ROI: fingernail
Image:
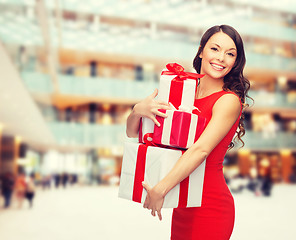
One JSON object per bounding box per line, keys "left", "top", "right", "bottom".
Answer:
{"left": 157, "top": 123, "right": 160, "bottom": 127}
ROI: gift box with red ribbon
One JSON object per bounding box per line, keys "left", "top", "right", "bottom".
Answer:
{"left": 158, "top": 63, "right": 204, "bottom": 108}
{"left": 138, "top": 63, "right": 205, "bottom": 143}
{"left": 118, "top": 141, "right": 206, "bottom": 208}
{"left": 153, "top": 107, "right": 207, "bottom": 149}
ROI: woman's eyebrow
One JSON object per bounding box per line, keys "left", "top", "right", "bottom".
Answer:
{"left": 212, "top": 43, "right": 237, "bottom": 51}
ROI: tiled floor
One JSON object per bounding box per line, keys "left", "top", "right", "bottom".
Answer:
{"left": 0, "top": 184, "right": 295, "bottom": 240}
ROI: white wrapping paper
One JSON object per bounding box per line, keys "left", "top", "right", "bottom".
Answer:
{"left": 118, "top": 142, "right": 206, "bottom": 208}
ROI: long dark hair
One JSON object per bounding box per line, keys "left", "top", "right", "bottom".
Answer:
{"left": 193, "top": 25, "right": 252, "bottom": 148}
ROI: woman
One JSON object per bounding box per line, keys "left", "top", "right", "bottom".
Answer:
{"left": 126, "top": 25, "right": 250, "bottom": 239}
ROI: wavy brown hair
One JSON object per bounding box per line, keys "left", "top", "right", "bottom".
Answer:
{"left": 193, "top": 25, "right": 252, "bottom": 149}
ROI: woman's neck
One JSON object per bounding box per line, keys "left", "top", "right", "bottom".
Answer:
{"left": 195, "top": 75, "right": 224, "bottom": 99}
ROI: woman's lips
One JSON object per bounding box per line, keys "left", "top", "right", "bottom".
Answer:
{"left": 210, "top": 63, "right": 225, "bottom": 71}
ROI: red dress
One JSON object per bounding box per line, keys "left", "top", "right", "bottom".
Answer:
{"left": 171, "top": 90, "right": 242, "bottom": 240}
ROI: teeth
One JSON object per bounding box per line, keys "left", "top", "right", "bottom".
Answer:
{"left": 211, "top": 63, "right": 224, "bottom": 69}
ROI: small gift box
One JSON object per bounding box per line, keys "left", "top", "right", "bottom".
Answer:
{"left": 138, "top": 63, "right": 204, "bottom": 143}
{"left": 153, "top": 105, "right": 206, "bottom": 149}
{"left": 158, "top": 63, "right": 204, "bottom": 109}
{"left": 118, "top": 142, "right": 206, "bottom": 208}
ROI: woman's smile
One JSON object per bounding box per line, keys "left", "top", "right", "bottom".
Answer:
{"left": 210, "top": 63, "right": 226, "bottom": 71}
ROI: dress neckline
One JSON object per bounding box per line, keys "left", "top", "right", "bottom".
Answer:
{"left": 195, "top": 90, "right": 225, "bottom": 100}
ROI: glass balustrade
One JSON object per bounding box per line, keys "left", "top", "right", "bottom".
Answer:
{"left": 49, "top": 122, "right": 127, "bottom": 147}
{"left": 22, "top": 71, "right": 296, "bottom": 108}
{"left": 247, "top": 90, "right": 296, "bottom": 108}
{"left": 49, "top": 121, "right": 295, "bottom": 150}
{"left": 243, "top": 131, "right": 296, "bottom": 149}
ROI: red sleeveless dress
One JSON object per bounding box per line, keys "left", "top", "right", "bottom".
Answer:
{"left": 171, "top": 90, "right": 242, "bottom": 240}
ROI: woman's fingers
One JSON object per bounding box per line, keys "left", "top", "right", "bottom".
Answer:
{"left": 151, "top": 209, "right": 156, "bottom": 217}
{"left": 150, "top": 115, "right": 160, "bottom": 127}
{"left": 153, "top": 110, "right": 168, "bottom": 118}
{"left": 157, "top": 100, "right": 171, "bottom": 106}
{"left": 151, "top": 109, "right": 167, "bottom": 118}
{"left": 156, "top": 104, "right": 172, "bottom": 110}
{"left": 150, "top": 89, "right": 158, "bottom": 99}
{"left": 142, "top": 182, "right": 152, "bottom": 192}
{"left": 143, "top": 197, "right": 148, "bottom": 209}
{"left": 157, "top": 209, "right": 162, "bottom": 221}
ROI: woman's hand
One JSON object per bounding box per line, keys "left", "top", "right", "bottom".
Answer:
{"left": 133, "top": 89, "right": 171, "bottom": 127}
{"left": 142, "top": 182, "right": 165, "bottom": 221}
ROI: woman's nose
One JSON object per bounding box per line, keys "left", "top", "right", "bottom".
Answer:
{"left": 217, "top": 52, "right": 224, "bottom": 62}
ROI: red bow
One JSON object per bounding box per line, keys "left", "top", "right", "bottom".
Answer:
{"left": 143, "top": 133, "right": 156, "bottom": 146}
{"left": 163, "top": 63, "right": 205, "bottom": 80}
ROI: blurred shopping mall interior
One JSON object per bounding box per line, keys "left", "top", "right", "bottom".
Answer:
{"left": 0, "top": 0, "right": 296, "bottom": 193}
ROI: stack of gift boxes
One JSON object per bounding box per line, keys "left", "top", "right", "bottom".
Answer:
{"left": 119, "top": 63, "right": 208, "bottom": 208}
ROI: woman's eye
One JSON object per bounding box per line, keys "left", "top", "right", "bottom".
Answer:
{"left": 227, "top": 52, "right": 235, "bottom": 57}
{"left": 211, "top": 47, "right": 218, "bottom": 51}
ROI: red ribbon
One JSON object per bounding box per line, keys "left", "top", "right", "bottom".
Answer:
{"left": 132, "top": 139, "right": 189, "bottom": 208}
{"left": 143, "top": 133, "right": 156, "bottom": 146}
{"left": 162, "top": 63, "right": 205, "bottom": 81}
{"left": 133, "top": 133, "right": 157, "bottom": 203}
{"left": 138, "top": 118, "right": 143, "bottom": 143}
{"left": 132, "top": 144, "right": 147, "bottom": 203}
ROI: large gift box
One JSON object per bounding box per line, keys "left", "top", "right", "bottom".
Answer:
{"left": 138, "top": 63, "right": 204, "bottom": 144}
{"left": 118, "top": 142, "right": 206, "bottom": 208}
{"left": 153, "top": 108, "right": 206, "bottom": 149}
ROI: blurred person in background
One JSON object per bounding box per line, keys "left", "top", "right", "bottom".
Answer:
{"left": 289, "top": 165, "right": 296, "bottom": 183}
{"left": 1, "top": 172, "right": 15, "bottom": 208}
{"left": 246, "top": 167, "right": 261, "bottom": 196}
{"left": 258, "top": 164, "right": 273, "bottom": 197}
{"left": 127, "top": 25, "right": 250, "bottom": 240}
{"left": 25, "top": 173, "right": 36, "bottom": 208}
{"left": 228, "top": 174, "right": 247, "bottom": 193}
{"left": 15, "top": 172, "right": 26, "bottom": 208}
{"left": 62, "top": 172, "right": 69, "bottom": 188}
{"left": 53, "top": 173, "right": 61, "bottom": 188}
{"left": 41, "top": 175, "right": 52, "bottom": 190}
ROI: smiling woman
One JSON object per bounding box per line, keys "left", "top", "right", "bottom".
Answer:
{"left": 193, "top": 25, "right": 250, "bottom": 149}
{"left": 126, "top": 25, "right": 251, "bottom": 240}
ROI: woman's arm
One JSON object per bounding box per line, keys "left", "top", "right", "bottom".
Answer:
{"left": 143, "top": 93, "right": 241, "bottom": 220}
{"left": 126, "top": 89, "right": 171, "bottom": 138}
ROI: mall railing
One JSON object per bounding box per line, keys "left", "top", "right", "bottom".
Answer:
{"left": 247, "top": 90, "right": 296, "bottom": 109}
{"left": 22, "top": 71, "right": 296, "bottom": 108}
{"left": 49, "top": 121, "right": 295, "bottom": 150}
{"left": 246, "top": 52, "right": 296, "bottom": 72}
{"left": 49, "top": 122, "right": 126, "bottom": 147}
{"left": 243, "top": 131, "right": 296, "bottom": 150}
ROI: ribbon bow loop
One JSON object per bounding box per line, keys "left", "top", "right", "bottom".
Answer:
{"left": 164, "top": 63, "right": 205, "bottom": 81}
{"left": 169, "top": 102, "right": 201, "bottom": 113}
{"left": 166, "top": 63, "right": 184, "bottom": 74}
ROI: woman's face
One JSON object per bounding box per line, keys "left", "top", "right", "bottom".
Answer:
{"left": 199, "top": 31, "right": 237, "bottom": 81}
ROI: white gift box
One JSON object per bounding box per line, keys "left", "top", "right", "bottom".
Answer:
{"left": 118, "top": 142, "right": 206, "bottom": 208}
{"left": 138, "top": 65, "right": 198, "bottom": 143}
{"left": 158, "top": 70, "right": 197, "bottom": 109}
